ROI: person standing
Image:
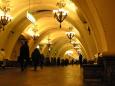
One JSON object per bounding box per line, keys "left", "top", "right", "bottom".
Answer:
{"left": 39, "top": 53, "right": 44, "bottom": 69}
{"left": 0, "top": 48, "right": 6, "bottom": 69}
{"left": 31, "top": 48, "right": 41, "bottom": 71}
{"left": 79, "top": 53, "right": 83, "bottom": 67}
{"left": 19, "top": 40, "right": 30, "bottom": 71}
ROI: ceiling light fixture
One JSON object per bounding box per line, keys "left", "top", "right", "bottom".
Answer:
{"left": 66, "top": 26, "right": 75, "bottom": 42}
{"left": 0, "top": 0, "right": 12, "bottom": 31}
{"left": 53, "top": 0, "right": 68, "bottom": 28}
{"left": 26, "top": 0, "right": 36, "bottom": 24}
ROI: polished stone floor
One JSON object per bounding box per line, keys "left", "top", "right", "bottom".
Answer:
{"left": 0, "top": 65, "right": 104, "bottom": 86}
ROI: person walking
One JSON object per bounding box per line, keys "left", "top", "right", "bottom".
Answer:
{"left": 39, "top": 53, "right": 44, "bottom": 69}
{"left": 79, "top": 53, "right": 83, "bottom": 67}
{"left": 31, "top": 48, "right": 41, "bottom": 71}
{"left": 18, "top": 40, "right": 30, "bottom": 71}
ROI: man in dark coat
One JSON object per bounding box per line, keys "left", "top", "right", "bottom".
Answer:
{"left": 39, "top": 53, "right": 44, "bottom": 69}
{"left": 19, "top": 40, "right": 30, "bottom": 71}
{"left": 79, "top": 53, "right": 83, "bottom": 67}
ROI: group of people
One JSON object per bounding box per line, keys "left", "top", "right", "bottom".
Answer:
{"left": 18, "top": 40, "right": 43, "bottom": 71}
{"left": 14, "top": 40, "right": 84, "bottom": 71}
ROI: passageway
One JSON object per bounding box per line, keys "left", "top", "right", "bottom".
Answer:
{"left": 0, "top": 65, "right": 83, "bottom": 86}
{"left": 0, "top": 65, "right": 106, "bottom": 86}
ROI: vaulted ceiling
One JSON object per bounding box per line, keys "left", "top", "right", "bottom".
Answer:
{"left": 0, "top": 0, "right": 115, "bottom": 60}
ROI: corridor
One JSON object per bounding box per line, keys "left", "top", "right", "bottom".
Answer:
{"left": 0, "top": 65, "right": 84, "bottom": 86}
{"left": 0, "top": 0, "right": 115, "bottom": 85}
{"left": 0, "top": 64, "right": 106, "bottom": 86}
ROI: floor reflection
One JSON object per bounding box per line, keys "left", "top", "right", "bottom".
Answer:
{"left": 0, "top": 65, "right": 105, "bottom": 86}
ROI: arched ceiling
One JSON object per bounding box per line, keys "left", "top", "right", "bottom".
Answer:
{"left": 0, "top": 0, "right": 112, "bottom": 60}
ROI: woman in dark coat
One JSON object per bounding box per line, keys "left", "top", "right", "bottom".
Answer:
{"left": 31, "top": 48, "right": 41, "bottom": 71}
